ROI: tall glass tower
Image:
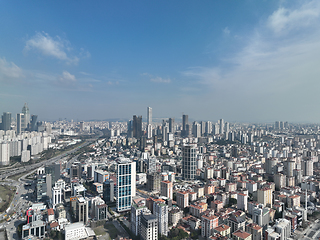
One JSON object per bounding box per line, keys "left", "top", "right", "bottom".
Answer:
{"left": 22, "top": 103, "right": 30, "bottom": 129}
{"left": 116, "top": 159, "right": 136, "bottom": 212}
{"left": 182, "top": 144, "right": 196, "bottom": 180}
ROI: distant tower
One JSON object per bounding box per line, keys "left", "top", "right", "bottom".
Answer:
{"left": 168, "top": 118, "right": 175, "bottom": 133}
{"left": 147, "top": 107, "right": 152, "bottom": 125}
{"left": 133, "top": 115, "right": 142, "bottom": 139}
{"left": 219, "top": 119, "right": 224, "bottom": 135}
{"left": 16, "top": 113, "right": 24, "bottom": 134}
{"left": 1, "top": 112, "right": 12, "bottom": 131}
{"left": 305, "top": 189, "right": 308, "bottom": 221}
{"left": 22, "top": 103, "right": 30, "bottom": 129}
{"left": 182, "top": 114, "right": 188, "bottom": 137}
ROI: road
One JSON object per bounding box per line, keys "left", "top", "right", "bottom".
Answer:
{"left": 0, "top": 139, "right": 94, "bottom": 180}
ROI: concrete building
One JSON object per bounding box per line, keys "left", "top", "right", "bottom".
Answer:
{"left": 237, "top": 193, "right": 248, "bottom": 212}
{"left": 131, "top": 198, "right": 151, "bottom": 236}
{"left": 176, "top": 191, "right": 189, "bottom": 209}
{"left": 153, "top": 201, "right": 169, "bottom": 236}
{"left": 257, "top": 187, "right": 272, "bottom": 207}
{"left": 140, "top": 213, "right": 158, "bottom": 240}
{"left": 160, "top": 180, "right": 173, "bottom": 199}
{"left": 201, "top": 211, "right": 219, "bottom": 238}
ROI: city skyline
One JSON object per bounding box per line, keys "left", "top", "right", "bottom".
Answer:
{"left": 1, "top": 1, "right": 320, "bottom": 122}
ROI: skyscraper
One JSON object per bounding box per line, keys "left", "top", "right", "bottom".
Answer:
{"left": 1, "top": 112, "right": 11, "bottom": 131}
{"left": 16, "top": 113, "right": 24, "bottom": 135}
{"left": 168, "top": 118, "right": 175, "bottom": 133}
{"left": 182, "top": 144, "right": 196, "bottom": 180}
{"left": 22, "top": 103, "right": 30, "bottom": 129}
{"left": 182, "top": 114, "right": 188, "bottom": 137}
{"left": 219, "top": 119, "right": 224, "bottom": 135}
{"left": 147, "top": 107, "right": 152, "bottom": 125}
{"left": 116, "top": 159, "right": 136, "bottom": 212}
{"left": 133, "top": 115, "right": 142, "bottom": 139}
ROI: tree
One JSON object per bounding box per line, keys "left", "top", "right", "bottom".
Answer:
{"left": 229, "top": 198, "right": 237, "bottom": 206}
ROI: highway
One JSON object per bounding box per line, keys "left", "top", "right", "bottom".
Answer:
{"left": 0, "top": 137, "right": 98, "bottom": 180}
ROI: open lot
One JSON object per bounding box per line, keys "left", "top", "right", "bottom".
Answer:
{"left": 0, "top": 185, "right": 16, "bottom": 213}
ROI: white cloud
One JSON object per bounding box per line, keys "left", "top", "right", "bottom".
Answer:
{"left": 181, "top": 0, "right": 320, "bottom": 122}
{"left": 25, "top": 32, "right": 88, "bottom": 64}
{"left": 0, "top": 57, "right": 24, "bottom": 81}
{"left": 150, "top": 76, "right": 171, "bottom": 83}
{"left": 58, "top": 71, "right": 76, "bottom": 85}
{"left": 267, "top": 1, "right": 320, "bottom": 34}
{"left": 223, "top": 27, "right": 230, "bottom": 35}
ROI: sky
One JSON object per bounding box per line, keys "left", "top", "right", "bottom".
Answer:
{"left": 1, "top": 0, "right": 320, "bottom": 123}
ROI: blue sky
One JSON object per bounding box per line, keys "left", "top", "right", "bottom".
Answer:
{"left": 1, "top": 0, "right": 320, "bottom": 122}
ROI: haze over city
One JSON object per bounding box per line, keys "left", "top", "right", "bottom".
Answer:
{"left": 1, "top": 1, "right": 320, "bottom": 122}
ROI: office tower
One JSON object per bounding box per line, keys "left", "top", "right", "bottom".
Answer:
{"left": 219, "top": 119, "right": 224, "bottom": 134}
{"left": 103, "top": 179, "right": 115, "bottom": 202}
{"left": 1, "top": 112, "right": 11, "bottom": 131}
{"left": 161, "top": 180, "right": 173, "bottom": 199}
{"left": 30, "top": 115, "right": 38, "bottom": 131}
{"left": 147, "top": 107, "right": 152, "bottom": 125}
{"left": 52, "top": 187, "right": 62, "bottom": 207}
{"left": 0, "top": 142, "right": 10, "bottom": 166}
{"left": 302, "top": 160, "right": 313, "bottom": 176}
{"left": 275, "top": 121, "right": 280, "bottom": 130}
{"left": 22, "top": 103, "right": 30, "bottom": 129}
{"left": 127, "top": 120, "right": 133, "bottom": 138}
{"left": 36, "top": 174, "right": 52, "bottom": 201}
{"left": 154, "top": 201, "right": 169, "bottom": 236}
{"left": 71, "top": 163, "right": 81, "bottom": 179}
{"left": 116, "top": 159, "right": 136, "bottom": 212}
{"left": 140, "top": 213, "right": 158, "bottom": 240}
{"left": 131, "top": 198, "right": 151, "bottom": 236}
{"left": 45, "top": 163, "right": 60, "bottom": 186}
{"left": 76, "top": 197, "right": 89, "bottom": 224}
{"left": 162, "top": 125, "right": 168, "bottom": 142}
{"left": 182, "top": 144, "right": 196, "bottom": 180}
{"left": 16, "top": 113, "right": 24, "bottom": 135}
{"left": 257, "top": 187, "right": 272, "bottom": 207}
{"left": 182, "top": 114, "right": 188, "bottom": 137}
{"left": 133, "top": 115, "right": 142, "bottom": 139}
{"left": 168, "top": 118, "right": 175, "bottom": 133}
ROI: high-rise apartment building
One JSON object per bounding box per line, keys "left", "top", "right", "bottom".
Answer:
{"left": 16, "top": 113, "right": 24, "bottom": 135}
{"left": 257, "top": 187, "right": 273, "bottom": 207}
{"left": 0, "top": 142, "right": 10, "bottom": 166}
{"left": 116, "top": 159, "right": 136, "bottom": 212}
{"left": 160, "top": 180, "right": 173, "bottom": 199}
{"left": 219, "top": 119, "right": 224, "bottom": 135}
{"left": 182, "top": 144, "right": 196, "bottom": 180}
{"left": 201, "top": 211, "right": 219, "bottom": 238}
{"left": 176, "top": 191, "right": 189, "bottom": 209}
{"left": 153, "top": 201, "right": 168, "bottom": 236}
{"left": 140, "top": 213, "right": 158, "bottom": 240}
{"left": 302, "top": 160, "right": 313, "bottom": 176}
{"left": 131, "top": 198, "right": 151, "bottom": 236}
